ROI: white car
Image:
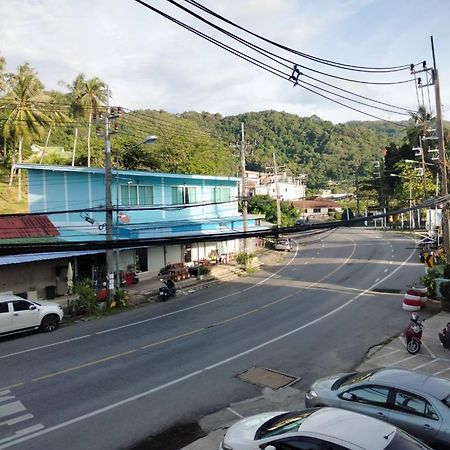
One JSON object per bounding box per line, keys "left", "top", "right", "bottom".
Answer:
{"left": 219, "top": 407, "right": 432, "bottom": 450}
{"left": 0, "top": 294, "right": 64, "bottom": 335}
{"left": 274, "top": 239, "right": 293, "bottom": 251}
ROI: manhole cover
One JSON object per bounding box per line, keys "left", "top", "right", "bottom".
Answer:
{"left": 238, "top": 367, "right": 299, "bottom": 389}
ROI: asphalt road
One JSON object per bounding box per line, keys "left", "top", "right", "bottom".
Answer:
{"left": 0, "top": 228, "right": 425, "bottom": 450}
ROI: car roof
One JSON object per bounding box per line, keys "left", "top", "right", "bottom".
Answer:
{"left": 369, "top": 368, "right": 450, "bottom": 400}
{"left": 302, "top": 407, "right": 396, "bottom": 449}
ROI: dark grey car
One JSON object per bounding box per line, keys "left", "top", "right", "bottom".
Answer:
{"left": 305, "top": 368, "right": 450, "bottom": 449}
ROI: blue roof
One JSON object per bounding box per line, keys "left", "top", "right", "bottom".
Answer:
{"left": 0, "top": 250, "right": 104, "bottom": 266}
{"left": 15, "top": 163, "right": 239, "bottom": 182}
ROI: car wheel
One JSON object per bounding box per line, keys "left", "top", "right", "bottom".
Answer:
{"left": 40, "top": 315, "right": 60, "bottom": 332}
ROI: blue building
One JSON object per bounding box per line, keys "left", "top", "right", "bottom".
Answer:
{"left": 15, "top": 164, "right": 264, "bottom": 283}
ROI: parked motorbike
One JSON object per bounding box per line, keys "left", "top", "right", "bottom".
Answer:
{"left": 438, "top": 322, "right": 450, "bottom": 349}
{"left": 405, "top": 312, "right": 423, "bottom": 354}
{"left": 159, "top": 279, "right": 176, "bottom": 301}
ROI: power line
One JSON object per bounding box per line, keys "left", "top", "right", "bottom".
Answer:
{"left": 181, "top": 0, "right": 418, "bottom": 73}
{"left": 153, "top": 0, "right": 416, "bottom": 84}
{"left": 132, "top": 0, "right": 415, "bottom": 124}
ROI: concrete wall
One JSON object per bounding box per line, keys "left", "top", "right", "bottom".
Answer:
{"left": 0, "top": 258, "right": 69, "bottom": 299}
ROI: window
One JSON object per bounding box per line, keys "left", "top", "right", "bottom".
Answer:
{"left": 12, "top": 300, "right": 32, "bottom": 312}
{"left": 120, "top": 184, "right": 153, "bottom": 206}
{"left": 346, "top": 385, "right": 389, "bottom": 406}
{"left": 213, "top": 187, "right": 231, "bottom": 203}
{"left": 0, "top": 303, "right": 9, "bottom": 313}
{"left": 393, "top": 390, "right": 439, "bottom": 419}
{"left": 274, "top": 437, "right": 348, "bottom": 450}
{"left": 313, "top": 208, "right": 321, "bottom": 213}
{"left": 171, "top": 186, "right": 197, "bottom": 205}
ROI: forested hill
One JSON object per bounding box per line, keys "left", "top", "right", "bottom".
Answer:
{"left": 178, "top": 110, "right": 407, "bottom": 188}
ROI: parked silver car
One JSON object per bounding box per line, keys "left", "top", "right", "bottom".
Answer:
{"left": 219, "top": 406, "right": 433, "bottom": 450}
{"left": 305, "top": 368, "right": 450, "bottom": 448}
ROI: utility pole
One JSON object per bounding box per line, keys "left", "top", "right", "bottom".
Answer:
{"left": 104, "top": 86, "right": 115, "bottom": 300}
{"left": 431, "top": 36, "right": 450, "bottom": 258}
{"left": 239, "top": 122, "right": 248, "bottom": 253}
{"left": 272, "top": 152, "right": 282, "bottom": 228}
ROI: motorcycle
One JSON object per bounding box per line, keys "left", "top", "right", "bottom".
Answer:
{"left": 405, "top": 312, "right": 423, "bottom": 354}
{"left": 159, "top": 279, "right": 176, "bottom": 301}
{"left": 438, "top": 322, "right": 450, "bottom": 349}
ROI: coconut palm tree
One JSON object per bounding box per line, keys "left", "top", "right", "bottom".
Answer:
{"left": 2, "top": 63, "right": 50, "bottom": 200}
{"left": 79, "top": 77, "right": 106, "bottom": 167}
{"left": 39, "top": 91, "right": 70, "bottom": 163}
{"left": 0, "top": 54, "right": 6, "bottom": 95}
{"left": 60, "top": 74, "right": 86, "bottom": 166}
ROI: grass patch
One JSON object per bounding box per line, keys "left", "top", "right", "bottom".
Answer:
{"left": 0, "top": 165, "right": 28, "bottom": 214}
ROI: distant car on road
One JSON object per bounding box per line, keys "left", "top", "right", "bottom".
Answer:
{"left": 305, "top": 367, "right": 450, "bottom": 448}
{"left": 219, "top": 406, "right": 432, "bottom": 450}
{"left": 0, "top": 294, "right": 64, "bottom": 335}
{"left": 274, "top": 238, "right": 293, "bottom": 251}
{"left": 295, "top": 218, "right": 309, "bottom": 226}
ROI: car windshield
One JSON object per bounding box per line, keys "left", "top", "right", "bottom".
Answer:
{"left": 385, "top": 430, "right": 432, "bottom": 449}
{"left": 255, "top": 410, "right": 315, "bottom": 440}
{"left": 337, "top": 368, "right": 381, "bottom": 388}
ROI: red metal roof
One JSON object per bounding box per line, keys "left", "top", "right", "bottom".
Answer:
{"left": 0, "top": 215, "right": 59, "bottom": 239}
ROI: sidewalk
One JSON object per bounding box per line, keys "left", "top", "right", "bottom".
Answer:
{"left": 180, "top": 308, "right": 450, "bottom": 450}
{"left": 55, "top": 248, "right": 282, "bottom": 313}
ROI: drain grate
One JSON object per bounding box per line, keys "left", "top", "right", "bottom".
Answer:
{"left": 238, "top": 367, "right": 299, "bottom": 389}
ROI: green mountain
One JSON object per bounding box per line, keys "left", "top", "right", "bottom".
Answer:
{"left": 179, "top": 110, "right": 407, "bottom": 188}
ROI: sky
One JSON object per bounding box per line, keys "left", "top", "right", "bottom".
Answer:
{"left": 2, "top": 0, "right": 450, "bottom": 124}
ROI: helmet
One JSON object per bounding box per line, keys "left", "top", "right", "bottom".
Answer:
{"left": 411, "top": 312, "right": 419, "bottom": 322}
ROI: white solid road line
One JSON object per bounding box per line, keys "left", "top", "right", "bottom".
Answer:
{"left": 0, "top": 335, "right": 91, "bottom": 360}
{"left": 0, "top": 240, "right": 417, "bottom": 450}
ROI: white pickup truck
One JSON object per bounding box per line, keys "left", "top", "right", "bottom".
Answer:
{"left": 0, "top": 294, "right": 64, "bottom": 335}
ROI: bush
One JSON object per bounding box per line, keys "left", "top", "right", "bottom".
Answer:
{"left": 441, "top": 281, "right": 450, "bottom": 300}
{"left": 235, "top": 252, "right": 255, "bottom": 267}
{"left": 423, "top": 269, "right": 441, "bottom": 298}
{"left": 71, "top": 279, "right": 98, "bottom": 316}
{"left": 443, "top": 264, "right": 450, "bottom": 279}
{"left": 198, "top": 266, "right": 211, "bottom": 276}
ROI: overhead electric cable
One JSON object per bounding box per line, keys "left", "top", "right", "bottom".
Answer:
{"left": 181, "top": 0, "right": 418, "bottom": 73}
{"left": 147, "top": 0, "right": 415, "bottom": 85}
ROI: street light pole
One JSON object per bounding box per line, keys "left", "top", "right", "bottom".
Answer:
{"left": 239, "top": 122, "right": 248, "bottom": 253}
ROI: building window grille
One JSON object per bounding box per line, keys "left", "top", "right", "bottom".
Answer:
{"left": 213, "top": 187, "right": 231, "bottom": 203}
{"left": 120, "top": 184, "right": 153, "bottom": 206}
{"left": 171, "top": 186, "right": 197, "bottom": 205}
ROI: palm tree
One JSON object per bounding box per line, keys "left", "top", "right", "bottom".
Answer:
{"left": 39, "top": 91, "right": 70, "bottom": 163}
{"left": 79, "top": 77, "right": 106, "bottom": 167}
{"left": 0, "top": 54, "right": 6, "bottom": 95}
{"left": 2, "top": 63, "right": 50, "bottom": 200}
{"left": 60, "top": 74, "right": 86, "bottom": 166}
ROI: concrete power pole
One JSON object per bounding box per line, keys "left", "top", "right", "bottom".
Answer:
{"left": 104, "top": 86, "right": 115, "bottom": 300}
{"left": 239, "top": 122, "right": 248, "bottom": 253}
{"left": 272, "top": 152, "right": 282, "bottom": 228}
{"left": 431, "top": 36, "right": 450, "bottom": 258}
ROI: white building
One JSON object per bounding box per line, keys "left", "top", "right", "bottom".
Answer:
{"left": 244, "top": 170, "right": 307, "bottom": 201}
